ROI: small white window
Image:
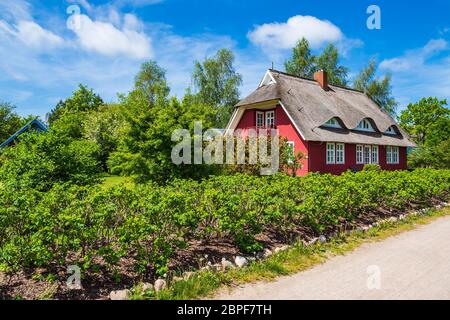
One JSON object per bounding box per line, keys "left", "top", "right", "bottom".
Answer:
{"left": 286, "top": 141, "right": 295, "bottom": 164}
{"left": 265, "top": 110, "right": 275, "bottom": 128}
{"left": 356, "top": 145, "right": 364, "bottom": 164}
{"left": 385, "top": 126, "right": 396, "bottom": 135}
{"left": 256, "top": 111, "right": 264, "bottom": 128}
{"left": 324, "top": 118, "right": 341, "bottom": 128}
{"left": 364, "top": 145, "right": 371, "bottom": 164}
{"left": 371, "top": 145, "right": 379, "bottom": 164}
{"left": 355, "top": 119, "right": 375, "bottom": 132}
{"left": 387, "top": 146, "right": 399, "bottom": 164}
{"left": 326, "top": 143, "right": 335, "bottom": 164}
{"left": 336, "top": 143, "right": 345, "bottom": 164}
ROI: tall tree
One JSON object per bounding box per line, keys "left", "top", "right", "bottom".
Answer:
{"left": 47, "top": 84, "right": 104, "bottom": 125}
{"left": 284, "top": 38, "right": 315, "bottom": 78}
{"left": 314, "top": 44, "right": 348, "bottom": 87}
{"left": 398, "top": 97, "right": 449, "bottom": 147}
{"left": 192, "top": 49, "right": 242, "bottom": 128}
{"left": 134, "top": 60, "right": 170, "bottom": 106}
{"left": 354, "top": 59, "right": 397, "bottom": 115}
{"left": 0, "top": 102, "right": 33, "bottom": 143}
{"left": 399, "top": 97, "right": 450, "bottom": 169}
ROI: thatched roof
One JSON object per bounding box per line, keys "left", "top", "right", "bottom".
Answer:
{"left": 233, "top": 70, "right": 416, "bottom": 147}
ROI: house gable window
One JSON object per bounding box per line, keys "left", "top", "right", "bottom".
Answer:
{"left": 255, "top": 110, "right": 275, "bottom": 128}
{"left": 384, "top": 126, "right": 397, "bottom": 135}
{"left": 323, "top": 117, "right": 342, "bottom": 128}
{"left": 387, "top": 146, "right": 399, "bottom": 164}
{"left": 265, "top": 110, "right": 275, "bottom": 128}
{"left": 326, "top": 142, "right": 345, "bottom": 164}
{"left": 357, "top": 144, "right": 378, "bottom": 164}
{"left": 355, "top": 119, "right": 375, "bottom": 132}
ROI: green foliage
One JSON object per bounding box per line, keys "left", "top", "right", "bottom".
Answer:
{"left": 284, "top": 39, "right": 348, "bottom": 86}
{"left": 192, "top": 49, "right": 243, "bottom": 127}
{"left": 83, "top": 104, "right": 128, "bottom": 170}
{"left": 109, "top": 93, "right": 217, "bottom": 183}
{"left": 1, "top": 169, "right": 448, "bottom": 275}
{"left": 399, "top": 97, "right": 450, "bottom": 169}
{"left": 0, "top": 102, "right": 31, "bottom": 143}
{"left": 47, "top": 84, "right": 104, "bottom": 125}
{"left": 399, "top": 97, "right": 449, "bottom": 147}
{"left": 284, "top": 38, "right": 315, "bottom": 78}
{"left": 353, "top": 59, "right": 397, "bottom": 115}
{"left": 0, "top": 129, "right": 101, "bottom": 192}
{"left": 362, "top": 164, "right": 381, "bottom": 171}
{"left": 133, "top": 60, "right": 170, "bottom": 106}
{"left": 314, "top": 44, "right": 348, "bottom": 87}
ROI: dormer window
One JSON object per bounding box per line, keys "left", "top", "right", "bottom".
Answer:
{"left": 355, "top": 119, "right": 375, "bottom": 132}
{"left": 384, "top": 126, "right": 397, "bottom": 135}
{"left": 323, "top": 117, "right": 342, "bottom": 129}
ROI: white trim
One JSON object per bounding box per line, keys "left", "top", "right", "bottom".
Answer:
{"left": 265, "top": 110, "right": 275, "bottom": 128}
{"left": 258, "top": 70, "right": 277, "bottom": 87}
{"left": 278, "top": 101, "right": 307, "bottom": 141}
{"left": 386, "top": 146, "right": 399, "bottom": 164}
{"left": 355, "top": 119, "right": 375, "bottom": 132}
{"left": 323, "top": 117, "right": 342, "bottom": 129}
{"left": 356, "top": 144, "right": 364, "bottom": 164}
{"left": 256, "top": 111, "right": 264, "bottom": 128}
{"left": 326, "top": 142, "right": 336, "bottom": 164}
{"left": 286, "top": 141, "right": 295, "bottom": 164}
{"left": 336, "top": 143, "right": 345, "bottom": 164}
{"left": 384, "top": 126, "right": 396, "bottom": 135}
{"left": 371, "top": 145, "right": 379, "bottom": 164}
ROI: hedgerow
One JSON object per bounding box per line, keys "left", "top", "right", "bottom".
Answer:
{"left": 0, "top": 169, "right": 449, "bottom": 277}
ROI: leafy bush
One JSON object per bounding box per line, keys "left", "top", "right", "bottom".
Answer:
{"left": 362, "top": 164, "right": 381, "bottom": 171}
{"left": 0, "top": 169, "right": 449, "bottom": 277}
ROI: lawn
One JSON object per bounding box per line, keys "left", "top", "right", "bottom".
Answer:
{"left": 101, "top": 175, "right": 135, "bottom": 189}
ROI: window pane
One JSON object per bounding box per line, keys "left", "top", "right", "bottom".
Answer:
{"left": 327, "top": 143, "right": 335, "bottom": 164}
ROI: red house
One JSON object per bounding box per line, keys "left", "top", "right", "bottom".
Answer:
{"left": 225, "top": 69, "right": 416, "bottom": 176}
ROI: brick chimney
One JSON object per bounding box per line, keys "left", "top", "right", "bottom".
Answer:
{"left": 314, "top": 70, "right": 328, "bottom": 90}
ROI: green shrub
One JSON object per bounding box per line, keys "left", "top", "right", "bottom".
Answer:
{"left": 0, "top": 169, "right": 449, "bottom": 276}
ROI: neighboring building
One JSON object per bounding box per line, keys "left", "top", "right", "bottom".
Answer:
{"left": 0, "top": 118, "right": 48, "bottom": 149}
{"left": 226, "top": 69, "right": 416, "bottom": 176}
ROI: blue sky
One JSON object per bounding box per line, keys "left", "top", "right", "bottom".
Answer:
{"left": 1, "top": 0, "right": 449, "bottom": 118}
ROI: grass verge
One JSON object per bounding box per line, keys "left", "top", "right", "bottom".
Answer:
{"left": 134, "top": 205, "right": 450, "bottom": 300}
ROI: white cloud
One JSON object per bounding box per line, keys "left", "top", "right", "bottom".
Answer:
{"left": 380, "top": 39, "right": 448, "bottom": 71}
{"left": 248, "top": 15, "right": 344, "bottom": 50}
{"left": 379, "top": 39, "right": 450, "bottom": 109}
{"left": 68, "top": 13, "right": 152, "bottom": 59}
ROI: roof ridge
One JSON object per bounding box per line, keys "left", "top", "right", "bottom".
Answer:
{"left": 268, "top": 69, "right": 365, "bottom": 94}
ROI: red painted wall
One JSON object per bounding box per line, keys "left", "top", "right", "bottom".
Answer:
{"left": 235, "top": 105, "right": 309, "bottom": 175}
{"left": 308, "top": 142, "right": 407, "bottom": 174}
{"left": 235, "top": 106, "right": 408, "bottom": 175}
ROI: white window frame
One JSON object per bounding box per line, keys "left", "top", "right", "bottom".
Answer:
{"left": 265, "top": 110, "right": 275, "bottom": 128}
{"left": 385, "top": 126, "right": 397, "bottom": 135}
{"left": 387, "top": 146, "right": 399, "bottom": 164}
{"left": 355, "top": 119, "right": 375, "bottom": 132}
{"left": 256, "top": 111, "right": 264, "bottom": 128}
{"left": 336, "top": 143, "right": 345, "bottom": 164}
{"left": 324, "top": 118, "right": 342, "bottom": 128}
{"left": 286, "top": 141, "right": 295, "bottom": 164}
{"left": 371, "top": 145, "right": 379, "bottom": 164}
{"left": 356, "top": 145, "right": 364, "bottom": 164}
{"left": 326, "top": 142, "right": 336, "bottom": 164}
{"left": 364, "top": 145, "right": 371, "bottom": 164}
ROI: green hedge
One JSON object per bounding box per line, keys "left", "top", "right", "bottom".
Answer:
{"left": 0, "top": 169, "right": 449, "bottom": 276}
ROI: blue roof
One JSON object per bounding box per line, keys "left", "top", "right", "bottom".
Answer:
{"left": 0, "top": 118, "right": 48, "bottom": 149}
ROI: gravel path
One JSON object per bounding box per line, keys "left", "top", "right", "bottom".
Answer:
{"left": 215, "top": 215, "right": 450, "bottom": 300}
